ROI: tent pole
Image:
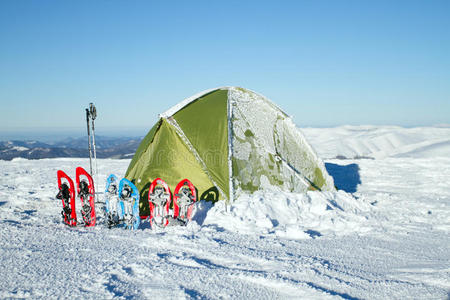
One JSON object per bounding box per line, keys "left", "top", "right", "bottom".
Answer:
{"left": 226, "top": 90, "right": 234, "bottom": 204}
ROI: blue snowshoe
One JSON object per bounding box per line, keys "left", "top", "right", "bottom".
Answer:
{"left": 104, "top": 174, "right": 125, "bottom": 228}
{"left": 118, "top": 178, "right": 140, "bottom": 230}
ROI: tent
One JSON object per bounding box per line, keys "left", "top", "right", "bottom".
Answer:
{"left": 125, "top": 87, "right": 335, "bottom": 215}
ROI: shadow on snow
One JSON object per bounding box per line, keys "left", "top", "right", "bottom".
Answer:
{"left": 325, "top": 163, "right": 361, "bottom": 193}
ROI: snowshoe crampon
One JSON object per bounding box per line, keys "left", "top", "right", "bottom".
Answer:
{"left": 57, "top": 170, "right": 77, "bottom": 226}
{"left": 173, "top": 179, "right": 197, "bottom": 224}
{"left": 148, "top": 178, "right": 171, "bottom": 228}
{"left": 118, "top": 178, "right": 140, "bottom": 230}
{"left": 76, "top": 167, "right": 96, "bottom": 227}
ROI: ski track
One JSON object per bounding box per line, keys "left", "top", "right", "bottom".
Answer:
{"left": 0, "top": 157, "right": 449, "bottom": 299}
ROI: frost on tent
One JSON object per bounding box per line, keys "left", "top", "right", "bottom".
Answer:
{"left": 229, "top": 87, "right": 334, "bottom": 200}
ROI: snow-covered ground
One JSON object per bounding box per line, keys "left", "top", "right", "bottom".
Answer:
{"left": 0, "top": 126, "right": 449, "bottom": 299}
{"left": 303, "top": 125, "right": 450, "bottom": 159}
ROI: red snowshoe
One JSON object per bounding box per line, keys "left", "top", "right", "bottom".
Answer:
{"left": 76, "top": 167, "right": 96, "bottom": 227}
{"left": 148, "top": 178, "right": 171, "bottom": 228}
{"left": 173, "top": 179, "right": 197, "bottom": 224}
{"left": 56, "top": 170, "right": 77, "bottom": 226}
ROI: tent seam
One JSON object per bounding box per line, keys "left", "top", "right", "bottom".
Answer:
{"left": 160, "top": 87, "right": 231, "bottom": 118}
{"left": 227, "top": 89, "right": 234, "bottom": 203}
{"left": 165, "top": 117, "right": 229, "bottom": 202}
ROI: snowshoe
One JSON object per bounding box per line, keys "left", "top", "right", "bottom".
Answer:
{"left": 148, "top": 178, "right": 171, "bottom": 228}
{"left": 104, "top": 174, "right": 124, "bottom": 228}
{"left": 57, "top": 170, "right": 77, "bottom": 226}
{"left": 76, "top": 167, "right": 96, "bottom": 227}
{"left": 173, "top": 179, "right": 196, "bottom": 224}
{"left": 118, "top": 178, "right": 140, "bottom": 230}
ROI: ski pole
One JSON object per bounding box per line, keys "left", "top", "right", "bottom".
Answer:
{"left": 86, "top": 108, "right": 93, "bottom": 176}
{"left": 89, "top": 103, "right": 98, "bottom": 196}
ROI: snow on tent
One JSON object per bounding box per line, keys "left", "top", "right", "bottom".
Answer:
{"left": 125, "top": 87, "right": 335, "bottom": 216}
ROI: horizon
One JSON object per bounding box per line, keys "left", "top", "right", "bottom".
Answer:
{"left": 1, "top": 122, "right": 450, "bottom": 143}
{"left": 1, "top": 1, "right": 449, "bottom": 132}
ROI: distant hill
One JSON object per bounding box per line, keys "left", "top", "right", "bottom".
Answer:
{"left": 3, "top": 126, "right": 450, "bottom": 161}
{"left": 302, "top": 126, "right": 450, "bottom": 159}
{"left": 0, "top": 136, "right": 143, "bottom": 160}
{"left": 51, "top": 136, "right": 142, "bottom": 150}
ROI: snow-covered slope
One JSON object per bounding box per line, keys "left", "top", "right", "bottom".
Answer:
{"left": 204, "top": 190, "right": 373, "bottom": 239}
{"left": 303, "top": 125, "right": 450, "bottom": 159}
{"left": 0, "top": 126, "right": 449, "bottom": 299}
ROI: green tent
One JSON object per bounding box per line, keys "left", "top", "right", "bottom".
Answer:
{"left": 125, "top": 87, "right": 335, "bottom": 216}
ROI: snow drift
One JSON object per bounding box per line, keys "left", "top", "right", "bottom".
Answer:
{"left": 200, "top": 190, "right": 373, "bottom": 239}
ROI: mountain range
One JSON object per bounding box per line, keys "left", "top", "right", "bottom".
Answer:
{"left": 2, "top": 125, "right": 449, "bottom": 161}
{"left": 0, "top": 136, "right": 143, "bottom": 160}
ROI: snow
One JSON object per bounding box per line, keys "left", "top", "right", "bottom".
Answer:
{"left": 159, "top": 87, "right": 230, "bottom": 118}
{"left": 1, "top": 127, "right": 450, "bottom": 299}
{"left": 229, "top": 87, "right": 335, "bottom": 196}
{"left": 12, "top": 146, "right": 29, "bottom": 151}
{"left": 302, "top": 125, "right": 450, "bottom": 159}
{"left": 205, "top": 190, "right": 373, "bottom": 238}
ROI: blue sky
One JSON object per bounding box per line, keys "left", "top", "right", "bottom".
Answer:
{"left": 0, "top": 0, "right": 449, "bottom": 139}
